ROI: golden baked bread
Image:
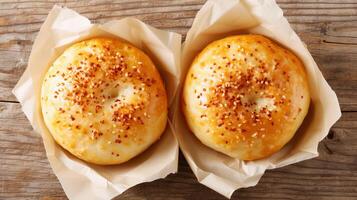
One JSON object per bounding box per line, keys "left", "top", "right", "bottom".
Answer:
{"left": 182, "top": 35, "right": 310, "bottom": 160}
{"left": 41, "top": 37, "right": 168, "bottom": 165}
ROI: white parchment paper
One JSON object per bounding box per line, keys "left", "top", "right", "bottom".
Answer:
{"left": 173, "top": 0, "right": 342, "bottom": 198}
{"left": 13, "top": 5, "right": 181, "bottom": 200}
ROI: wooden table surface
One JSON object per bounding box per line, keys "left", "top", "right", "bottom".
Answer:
{"left": 1, "top": 0, "right": 357, "bottom": 199}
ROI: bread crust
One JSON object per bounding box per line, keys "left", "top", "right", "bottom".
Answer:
{"left": 182, "top": 35, "right": 310, "bottom": 160}
{"left": 41, "top": 37, "right": 167, "bottom": 165}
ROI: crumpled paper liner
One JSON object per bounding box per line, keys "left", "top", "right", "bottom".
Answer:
{"left": 173, "top": 0, "right": 342, "bottom": 198}
{"left": 13, "top": 5, "right": 181, "bottom": 200}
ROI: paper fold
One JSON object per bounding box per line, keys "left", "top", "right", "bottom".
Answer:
{"left": 174, "top": 0, "right": 341, "bottom": 198}
{"left": 13, "top": 5, "right": 181, "bottom": 200}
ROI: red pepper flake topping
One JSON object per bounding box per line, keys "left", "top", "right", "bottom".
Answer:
{"left": 90, "top": 129, "right": 103, "bottom": 140}
{"left": 47, "top": 39, "right": 157, "bottom": 144}
{"left": 58, "top": 107, "right": 65, "bottom": 113}
{"left": 189, "top": 39, "right": 299, "bottom": 142}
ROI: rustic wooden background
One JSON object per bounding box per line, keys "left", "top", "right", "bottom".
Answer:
{"left": 1, "top": 0, "right": 356, "bottom": 199}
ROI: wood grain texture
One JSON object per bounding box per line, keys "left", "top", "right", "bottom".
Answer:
{"left": 1, "top": 102, "right": 356, "bottom": 200}
{"left": 0, "top": 0, "right": 356, "bottom": 199}
{"left": 0, "top": 0, "right": 357, "bottom": 111}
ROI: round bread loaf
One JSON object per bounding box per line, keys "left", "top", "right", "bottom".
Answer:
{"left": 182, "top": 35, "right": 310, "bottom": 160}
{"left": 41, "top": 37, "right": 167, "bottom": 165}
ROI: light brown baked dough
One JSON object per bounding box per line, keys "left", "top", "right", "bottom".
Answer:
{"left": 182, "top": 35, "right": 310, "bottom": 160}
{"left": 41, "top": 37, "right": 167, "bottom": 165}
